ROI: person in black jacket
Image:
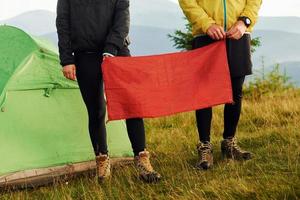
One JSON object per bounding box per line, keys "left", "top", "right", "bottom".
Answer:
{"left": 56, "top": 0, "right": 161, "bottom": 182}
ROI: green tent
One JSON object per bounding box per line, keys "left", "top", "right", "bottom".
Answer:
{"left": 0, "top": 25, "right": 132, "bottom": 187}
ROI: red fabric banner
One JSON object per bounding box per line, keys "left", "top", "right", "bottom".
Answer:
{"left": 102, "top": 41, "right": 233, "bottom": 121}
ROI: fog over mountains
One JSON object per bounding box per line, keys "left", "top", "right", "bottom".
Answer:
{"left": 1, "top": 0, "right": 299, "bottom": 85}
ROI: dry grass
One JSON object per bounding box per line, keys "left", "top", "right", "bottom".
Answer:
{"left": 1, "top": 90, "right": 299, "bottom": 200}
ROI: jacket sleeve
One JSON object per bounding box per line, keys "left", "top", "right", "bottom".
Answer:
{"left": 241, "top": 0, "right": 262, "bottom": 29}
{"left": 178, "top": 0, "right": 215, "bottom": 34}
{"left": 56, "top": 0, "right": 74, "bottom": 67}
{"left": 103, "top": 0, "right": 130, "bottom": 56}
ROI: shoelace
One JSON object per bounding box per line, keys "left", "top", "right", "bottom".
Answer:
{"left": 139, "top": 156, "right": 154, "bottom": 172}
{"left": 199, "top": 143, "right": 211, "bottom": 161}
{"left": 201, "top": 147, "right": 211, "bottom": 161}
{"left": 227, "top": 139, "right": 244, "bottom": 153}
{"left": 98, "top": 158, "right": 109, "bottom": 175}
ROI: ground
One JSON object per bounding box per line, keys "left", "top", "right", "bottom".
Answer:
{"left": 1, "top": 90, "right": 299, "bottom": 200}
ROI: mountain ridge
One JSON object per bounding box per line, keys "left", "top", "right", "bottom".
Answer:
{"left": 1, "top": 9, "right": 299, "bottom": 85}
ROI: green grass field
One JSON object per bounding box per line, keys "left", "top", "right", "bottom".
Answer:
{"left": 1, "top": 89, "right": 299, "bottom": 200}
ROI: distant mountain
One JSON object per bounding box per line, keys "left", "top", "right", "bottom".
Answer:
{"left": 252, "top": 30, "right": 300, "bottom": 67}
{"left": 41, "top": 32, "right": 58, "bottom": 46}
{"left": 1, "top": 7, "right": 300, "bottom": 85}
{"left": 131, "top": 26, "right": 176, "bottom": 55}
{"left": 255, "top": 17, "right": 300, "bottom": 34}
{"left": 131, "top": 0, "right": 185, "bottom": 30}
{"left": 251, "top": 61, "right": 300, "bottom": 86}
{"left": 41, "top": 25, "right": 177, "bottom": 56}
{"left": 2, "top": 8, "right": 300, "bottom": 36}
{"left": 274, "top": 61, "right": 300, "bottom": 86}
{"left": 0, "top": 10, "right": 56, "bottom": 35}
{"left": 0, "top": 0, "right": 185, "bottom": 36}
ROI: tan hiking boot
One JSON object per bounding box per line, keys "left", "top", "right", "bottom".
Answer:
{"left": 196, "top": 142, "right": 213, "bottom": 170}
{"left": 134, "top": 150, "right": 162, "bottom": 183}
{"left": 221, "top": 138, "right": 252, "bottom": 160}
{"left": 96, "top": 154, "right": 111, "bottom": 181}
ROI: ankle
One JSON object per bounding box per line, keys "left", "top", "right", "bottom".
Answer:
{"left": 135, "top": 149, "right": 148, "bottom": 157}
{"left": 96, "top": 151, "right": 108, "bottom": 156}
{"left": 200, "top": 140, "right": 211, "bottom": 144}
{"left": 223, "top": 136, "right": 234, "bottom": 140}
{"left": 134, "top": 149, "right": 146, "bottom": 157}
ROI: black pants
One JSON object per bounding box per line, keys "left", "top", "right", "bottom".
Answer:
{"left": 196, "top": 76, "right": 245, "bottom": 142}
{"left": 75, "top": 52, "right": 145, "bottom": 156}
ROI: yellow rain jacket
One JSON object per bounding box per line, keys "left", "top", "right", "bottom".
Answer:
{"left": 178, "top": 0, "right": 262, "bottom": 36}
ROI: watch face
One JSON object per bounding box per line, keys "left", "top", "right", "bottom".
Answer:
{"left": 246, "top": 18, "right": 251, "bottom": 25}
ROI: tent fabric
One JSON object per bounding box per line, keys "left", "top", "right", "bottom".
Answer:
{"left": 102, "top": 41, "right": 233, "bottom": 121}
{"left": 0, "top": 25, "right": 132, "bottom": 177}
{"left": 0, "top": 90, "right": 132, "bottom": 176}
{"left": 0, "top": 25, "right": 78, "bottom": 109}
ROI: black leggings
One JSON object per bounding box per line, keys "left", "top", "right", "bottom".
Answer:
{"left": 75, "top": 52, "right": 145, "bottom": 156}
{"left": 196, "top": 76, "right": 245, "bottom": 142}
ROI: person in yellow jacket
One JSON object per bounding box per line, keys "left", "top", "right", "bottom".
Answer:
{"left": 179, "top": 0, "right": 262, "bottom": 170}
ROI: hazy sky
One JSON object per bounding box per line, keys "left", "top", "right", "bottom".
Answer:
{"left": 0, "top": 0, "right": 300, "bottom": 20}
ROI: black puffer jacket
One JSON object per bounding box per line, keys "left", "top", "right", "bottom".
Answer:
{"left": 56, "top": 0, "right": 130, "bottom": 66}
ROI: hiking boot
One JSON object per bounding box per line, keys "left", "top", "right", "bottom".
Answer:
{"left": 221, "top": 138, "right": 252, "bottom": 160}
{"left": 96, "top": 154, "right": 111, "bottom": 181}
{"left": 196, "top": 142, "right": 213, "bottom": 170}
{"left": 134, "top": 150, "right": 162, "bottom": 183}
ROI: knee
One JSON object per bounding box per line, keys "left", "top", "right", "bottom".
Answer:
{"left": 231, "top": 77, "right": 245, "bottom": 105}
{"left": 232, "top": 90, "right": 243, "bottom": 105}
{"left": 97, "top": 105, "right": 106, "bottom": 120}
{"left": 87, "top": 106, "right": 106, "bottom": 122}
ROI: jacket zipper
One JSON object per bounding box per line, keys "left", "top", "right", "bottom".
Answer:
{"left": 223, "top": 0, "right": 227, "bottom": 31}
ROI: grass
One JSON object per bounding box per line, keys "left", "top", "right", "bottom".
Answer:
{"left": 1, "top": 89, "right": 300, "bottom": 200}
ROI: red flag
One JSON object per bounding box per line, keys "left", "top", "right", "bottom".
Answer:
{"left": 102, "top": 41, "right": 233, "bottom": 121}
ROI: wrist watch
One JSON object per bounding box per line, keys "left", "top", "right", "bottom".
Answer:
{"left": 238, "top": 16, "right": 251, "bottom": 28}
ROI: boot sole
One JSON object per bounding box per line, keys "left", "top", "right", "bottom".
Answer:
{"left": 195, "top": 161, "right": 213, "bottom": 170}
{"left": 139, "top": 174, "right": 162, "bottom": 183}
{"left": 222, "top": 151, "right": 252, "bottom": 161}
